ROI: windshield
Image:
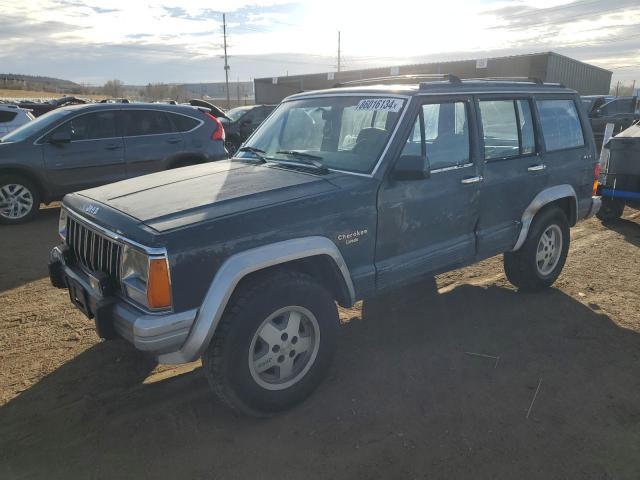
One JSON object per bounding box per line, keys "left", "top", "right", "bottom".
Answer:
{"left": 237, "top": 96, "right": 405, "bottom": 174}
{"left": 225, "top": 106, "right": 253, "bottom": 122}
{"left": 1, "top": 108, "right": 73, "bottom": 143}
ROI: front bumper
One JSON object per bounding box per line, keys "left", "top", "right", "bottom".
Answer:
{"left": 49, "top": 246, "right": 197, "bottom": 357}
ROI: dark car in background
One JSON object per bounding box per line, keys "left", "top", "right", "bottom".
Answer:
{"left": 220, "top": 104, "right": 276, "bottom": 154}
{"left": 18, "top": 96, "right": 88, "bottom": 117}
{"left": 0, "top": 103, "right": 227, "bottom": 224}
{"left": 581, "top": 95, "right": 640, "bottom": 153}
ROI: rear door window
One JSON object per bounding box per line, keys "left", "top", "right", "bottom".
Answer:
{"left": 123, "top": 110, "right": 174, "bottom": 137}
{"left": 402, "top": 101, "right": 470, "bottom": 170}
{"left": 536, "top": 99, "right": 584, "bottom": 151}
{"left": 480, "top": 99, "right": 537, "bottom": 159}
{"left": 479, "top": 100, "right": 519, "bottom": 160}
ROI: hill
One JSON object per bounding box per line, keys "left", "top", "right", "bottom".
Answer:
{"left": 0, "top": 74, "right": 83, "bottom": 94}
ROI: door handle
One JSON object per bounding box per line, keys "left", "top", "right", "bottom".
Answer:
{"left": 461, "top": 176, "right": 483, "bottom": 184}
{"left": 527, "top": 164, "right": 546, "bottom": 172}
{"left": 105, "top": 144, "right": 121, "bottom": 150}
{"left": 167, "top": 137, "right": 181, "bottom": 144}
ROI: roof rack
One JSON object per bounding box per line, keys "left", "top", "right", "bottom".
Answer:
{"left": 462, "top": 76, "right": 554, "bottom": 85}
{"left": 334, "top": 74, "right": 461, "bottom": 88}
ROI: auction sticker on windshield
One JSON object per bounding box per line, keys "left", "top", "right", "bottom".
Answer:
{"left": 355, "top": 98, "right": 403, "bottom": 112}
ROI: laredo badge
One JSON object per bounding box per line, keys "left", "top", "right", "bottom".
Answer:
{"left": 337, "top": 228, "right": 368, "bottom": 246}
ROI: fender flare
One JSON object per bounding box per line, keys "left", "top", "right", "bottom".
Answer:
{"left": 158, "top": 236, "right": 355, "bottom": 364}
{"left": 511, "top": 184, "right": 577, "bottom": 251}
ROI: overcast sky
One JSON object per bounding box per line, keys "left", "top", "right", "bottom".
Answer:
{"left": 1, "top": 0, "right": 638, "bottom": 86}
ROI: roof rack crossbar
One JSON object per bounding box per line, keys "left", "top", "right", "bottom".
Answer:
{"left": 334, "top": 74, "right": 461, "bottom": 88}
{"left": 462, "top": 76, "right": 550, "bottom": 85}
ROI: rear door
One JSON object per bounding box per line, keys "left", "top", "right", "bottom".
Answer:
{"left": 475, "top": 96, "right": 549, "bottom": 258}
{"left": 42, "top": 110, "right": 125, "bottom": 195}
{"left": 534, "top": 96, "right": 594, "bottom": 211}
{"left": 376, "top": 96, "right": 482, "bottom": 289}
{"left": 122, "top": 109, "right": 184, "bottom": 177}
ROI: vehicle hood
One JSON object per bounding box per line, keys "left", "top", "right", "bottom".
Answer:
{"left": 76, "top": 160, "right": 339, "bottom": 232}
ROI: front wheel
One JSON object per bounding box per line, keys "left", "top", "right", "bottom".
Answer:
{"left": 504, "top": 206, "right": 570, "bottom": 291}
{"left": 203, "top": 270, "right": 339, "bottom": 416}
{"left": 0, "top": 175, "right": 40, "bottom": 225}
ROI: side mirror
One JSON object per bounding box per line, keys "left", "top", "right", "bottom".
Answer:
{"left": 393, "top": 155, "right": 430, "bottom": 180}
{"left": 49, "top": 130, "right": 72, "bottom": 144}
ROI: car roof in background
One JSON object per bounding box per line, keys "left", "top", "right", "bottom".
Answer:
{"left": 58, "top": 102, "right": 205, "bottom": 114}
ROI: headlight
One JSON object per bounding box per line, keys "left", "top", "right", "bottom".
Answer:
{"left": 58, "top": 209, "right": 68, "bottom": 240}
{"left": 121, "top": 245, "right": 172, "bottom": 310}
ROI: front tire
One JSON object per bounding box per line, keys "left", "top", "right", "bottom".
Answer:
{"left": 0, "top": 175, "right": 40, "bottom": 225}
{"left": 596, "top": 198, "right": 625, "bottom": 222}
{"left": 203, "top": 270, "right": 339, "bottom": 417}
{"left": 504, "top": 206, "right": 570, "bottom": 291}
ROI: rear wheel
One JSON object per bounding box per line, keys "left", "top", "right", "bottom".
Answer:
{"left": 0, "top": 175, "right": 40, "bottom": 224}
{"left": 596, "top": 198, "right": 625, "bottom": 222}
{"left": 203, "top": 270, "right": 339, "bottom": 416}
{"left": 504, "top": 206, "right": 570, "bottom": 291}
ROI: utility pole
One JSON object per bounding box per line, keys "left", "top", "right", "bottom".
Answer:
{"left": 237, "top": 76, "right": 240, "bottom": 105}
{"left": 222, "top": 13, "right": 230, "bottom": 109}
{"left": 337, "top": 31, "right": 341, "bottom": 72}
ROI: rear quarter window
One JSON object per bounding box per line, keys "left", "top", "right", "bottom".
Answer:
{"left": 536, "top": 99, "right": 584, "bottom": 151}
{"left": 169, "top": 113, "right": 200, "bottom": 132}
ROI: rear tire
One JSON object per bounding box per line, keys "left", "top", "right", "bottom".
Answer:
{"left": 0, "top": 175, "right": 40, "bottom": 225}
{"left": 504, "top": 206, "right": 570, "bottom": 291}
{"left": 203, "top": 269, "right": 339, "bottom": 417}
{"left": 596, "top": 198, "right": 625, "bottom": 222}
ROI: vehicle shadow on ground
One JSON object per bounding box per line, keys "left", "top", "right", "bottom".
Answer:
{"left": 601, "top": 216, "right": 640, "bottom": 248}
{"left": 0, "top": 206, "right": 60, "bottom": 293}
{"left": 2, "top": 282, "right": 640, "bottom": 479}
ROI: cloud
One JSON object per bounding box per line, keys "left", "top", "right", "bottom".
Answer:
{"left": 0, "top": 0, "right": 638, "bottom": 84}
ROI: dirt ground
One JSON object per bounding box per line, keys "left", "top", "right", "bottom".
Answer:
{"left": 1, "top": 206, "right": 639, "bottom": 479}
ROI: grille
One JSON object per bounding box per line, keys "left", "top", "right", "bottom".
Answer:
{"left": 66, "top": 215, "right": 122, "bottom": 285}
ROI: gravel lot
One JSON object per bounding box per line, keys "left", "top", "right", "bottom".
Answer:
{"left": 1, "top": 206, "right": 639, "bottom": 479}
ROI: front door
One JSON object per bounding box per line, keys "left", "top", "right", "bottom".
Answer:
{"left": 42, "top": 110, "right": 125, "bottom": 196}
{"left": 376, "top": 97, "right": 481, "bottom": 290}
{"left": 474, "top": 96, "right": 549, "bottom": 258}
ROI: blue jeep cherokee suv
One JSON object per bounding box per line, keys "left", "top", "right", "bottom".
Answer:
{"left": 49, "top": 76, "right": 601, "bottom": 416}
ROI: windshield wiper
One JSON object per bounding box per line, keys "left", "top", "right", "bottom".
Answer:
{"left": 236, "top": 146, "right": 267, "bottom": 163}
{"left": 275, "top": 150, "right": 328, "bottom": 172}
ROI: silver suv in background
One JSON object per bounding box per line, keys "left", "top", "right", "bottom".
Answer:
{"left": 0, "top": 103, "right": 227, "bottom": 224}
{"left": 0, "top": 105, "right": 35, "bottom": 136}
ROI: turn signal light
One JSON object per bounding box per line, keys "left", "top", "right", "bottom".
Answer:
{"left": 593, "top": 163, "right": 601, "bottom": 196}
{"left": 147, "top": 258, "right": 172, "bottom": 309}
